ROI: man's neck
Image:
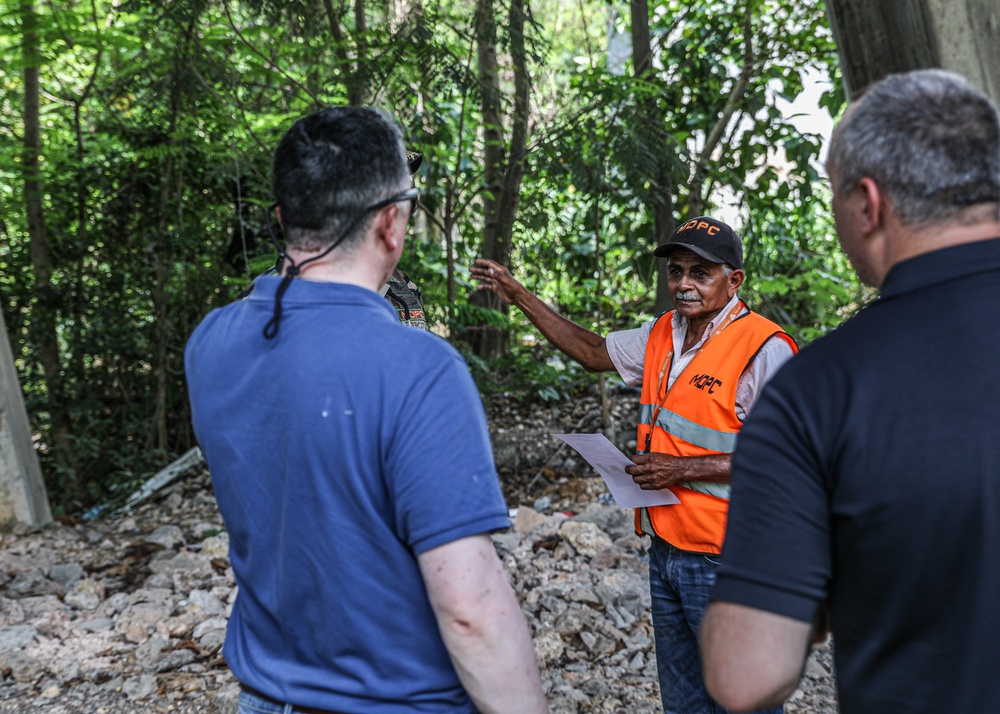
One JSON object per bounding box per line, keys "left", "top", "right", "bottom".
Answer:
{"left": 684, "top": 314, "right": 720, "bottom": 352}
{"left": 886, "top": 208, "right": 1000, "bottom": 274}
{"left": 679, "top": 296, "right": 740, "bottom": 354}
{"left": 281, "top": 247, "right": 393, "bottom": 292}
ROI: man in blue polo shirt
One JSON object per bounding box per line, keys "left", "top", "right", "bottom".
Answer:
{"left": 701, "top": 70, "right": 1000, "bottom": 713}
{"left": 185, "top": 107, "right": 547, "bottom": 714}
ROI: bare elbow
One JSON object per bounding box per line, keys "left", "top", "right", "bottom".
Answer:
{"left": 577, "top": 340, "right": 613, "bottom": 373}
{"left": 433, "top": 592, "right": 490, "bottom": 635}
{"left": 706, "top": 673, "right": 796, "bottom": 713}
{"left": 578, "top": 356, "right": 605, "bottom": 373}
{"left": 441, "top": 612, "right": 488, "bottom": 640}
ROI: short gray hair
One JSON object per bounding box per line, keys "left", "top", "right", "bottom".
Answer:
{"left": 829, "top": 69, "right": 1000, "bottom": 226}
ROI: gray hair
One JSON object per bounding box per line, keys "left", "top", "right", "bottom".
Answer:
{"left": 829, "top": 69, "right": 1000, "bottom": 226}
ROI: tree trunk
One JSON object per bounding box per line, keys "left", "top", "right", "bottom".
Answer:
{"left": 496, "top": 0, "right": 530, "bottom": 266}
{"left": 322, "top": 0, "right": 366, "bottom": 105}
{"left": 21, "top": 0, "right": 79, "bottom": 485}
{"left": 469, "top": 0, "right": 510, "bottom": 359}
{"left": 150, "top": 34, "right": 190, "bottom": 455}
{"left": 685, "top": 11, "right": 753, "bottom": 220}
{"left": 631, "top": 0, "right": 675, "bottom": 314}
{"left": 351, "top": 0, "right": 367, "bottom": 105}
{"left": 468, "top": 0, "right": 532, "bottom": 360}
{"left": 68, "top": 46, "right": 102, "bottom": 399}
{"left": 594, "top": 201, "right": 614, "bottom": 441}
{"left": 826, "top": 0, "right": 1000, "bottom": 102}
{"left": 825, "top": 0, "right": 938, "bottom": 100}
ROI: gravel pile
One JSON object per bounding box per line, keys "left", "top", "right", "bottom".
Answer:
{"left": 0, "top": 390, "right": 838, "bottom": 712}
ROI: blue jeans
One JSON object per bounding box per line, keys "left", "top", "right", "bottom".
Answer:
{"left": 238, "top": 686, "right": 477, "bottom": 713}
{"left": 649, "top": 537, "right": 783, "bottom": 714}
{"left": 238, "top": 687, "right": 297, "bottom": 714}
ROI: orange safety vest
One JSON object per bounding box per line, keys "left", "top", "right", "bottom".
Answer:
{"left": 634, "top": 305, "right": 797, "bottom": 554}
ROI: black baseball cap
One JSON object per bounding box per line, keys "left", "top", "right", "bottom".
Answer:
{"left": 406, "top": 151, "right": 422, "bottom": 175}
{"left": 653, "top": 216, "right": 743, "bottom": 270}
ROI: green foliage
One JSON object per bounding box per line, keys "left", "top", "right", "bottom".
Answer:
{"left": 463, "top": 340, "right": 602, "bottom": 405}
{"left": 0, "top": 0, "right": 857, "bottom": 513}
{"left": 741, "top": 190, "right": 871, "bottom": 343}
{"left": 495, "top": 0, "right": 850, "bottom": 362}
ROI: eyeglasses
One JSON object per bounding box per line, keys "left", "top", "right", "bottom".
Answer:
{"left": 368, "top": 186, "right": 419, "bottom": 218}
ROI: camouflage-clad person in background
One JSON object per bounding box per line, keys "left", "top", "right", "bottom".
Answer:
{"left": 380, "top": 151, "right": 428, "bottom": 329}
{"left": 382, "top": 266, "right": 427, "bottom": 329}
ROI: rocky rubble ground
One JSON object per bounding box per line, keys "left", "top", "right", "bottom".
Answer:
{"left": 0, "top": 391, "right": 837, "bottom": 713}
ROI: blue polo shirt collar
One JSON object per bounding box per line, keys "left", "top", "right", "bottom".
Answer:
{"left": 249, "top": 274, "right": 400, "bottom": 321}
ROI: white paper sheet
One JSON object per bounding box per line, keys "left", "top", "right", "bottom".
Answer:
{"left": 552, "top": 433, "right": 680, "bottom": 508}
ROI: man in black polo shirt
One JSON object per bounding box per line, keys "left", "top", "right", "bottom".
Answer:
{"left": 700, "top": 69, "right": 1000, "bottom": 713}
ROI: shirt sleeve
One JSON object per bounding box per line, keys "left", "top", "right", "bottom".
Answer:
{"left": 712, "top": 359, "right": 831, "bottom": 623}
{"left": 385, "top": 346, "right": 511, "bottom": 555}
{"left": 734, "top": 335, "right": 796, "bottom": 421}
{"left": 606, "top": 320, "right": 655, "bottom": 386}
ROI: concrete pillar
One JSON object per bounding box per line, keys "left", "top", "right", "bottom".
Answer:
{"left": 926, "top": 0, "right": 1000, "bottom": 101}
{"left": 827, "top": 0, "right": 1000, "bottom": 103}
{"left": 0, "top": 307, "right": 52, "bottom": 530}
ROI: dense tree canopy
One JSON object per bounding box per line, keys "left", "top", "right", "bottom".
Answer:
{"left": 0, "top": 0, "right": 863, "bottom": 514}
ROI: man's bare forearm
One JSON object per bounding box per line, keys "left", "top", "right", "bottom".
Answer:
{"left": 511, "top": 286, "right": 613, "bottom": 372}
{"left": 419, "top": 535, "right": 549, "bottom": 714}
{"left": 628, "top": 453, "right": 732, "bottom": 490}
{"left": 471, "top": 259, "right": 614, "bottom": 372}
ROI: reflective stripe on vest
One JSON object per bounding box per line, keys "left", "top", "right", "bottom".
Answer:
{"left": 637, "top": 403, "right": 735, "bottom": 499}
{"left": 634, "top": 306, "right": 797, "bottom": 554}
{"left": 638, "top": 403, "right": 739, "bottom": 454}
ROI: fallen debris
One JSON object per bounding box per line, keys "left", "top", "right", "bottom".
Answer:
{"left": 0, "top": 392, "right": 838, "bottom": 713}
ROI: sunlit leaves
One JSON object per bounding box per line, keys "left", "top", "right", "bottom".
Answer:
{"left": 0, "top": 0, "right": 862, "bottom": 511}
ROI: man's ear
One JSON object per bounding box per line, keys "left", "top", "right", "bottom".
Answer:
{"left": 275, "top": 205, "right": 283, "bottom": 227}
{"left": 373, "top": 204, "right": 403, "bottom": 253}
{"left": 853, "top": 176, "right": 895, "bottom": 288}
{"left": 856, "top": 176, "right": 884, "bottom": 236}
{"left": 728, "top": 269, "right": 745, "bottom": 296}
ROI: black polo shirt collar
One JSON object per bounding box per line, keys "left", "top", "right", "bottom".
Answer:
{"left": 879, "top": 236, "right": 1000, "bottom": 301}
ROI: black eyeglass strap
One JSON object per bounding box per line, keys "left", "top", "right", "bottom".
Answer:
{"left": 262, "top": 190, "right": 416, "bottom": 340}
{"left": 262, "top": 270, "right": 296, "bottom": 340}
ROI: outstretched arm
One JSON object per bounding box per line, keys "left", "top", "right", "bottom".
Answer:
{"left": 470, "top": 258, "right": 614, "bottom": 372}
{"left": 419, "top": 534, "right": 549, "bottom": 714}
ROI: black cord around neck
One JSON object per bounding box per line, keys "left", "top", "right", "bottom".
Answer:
{"left": 261, "top": 191, "right": 412, "bottom": 340}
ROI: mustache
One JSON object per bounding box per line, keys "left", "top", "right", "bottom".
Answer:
{"left": 674, "top": 291, "right": 698, "bottom": 301}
